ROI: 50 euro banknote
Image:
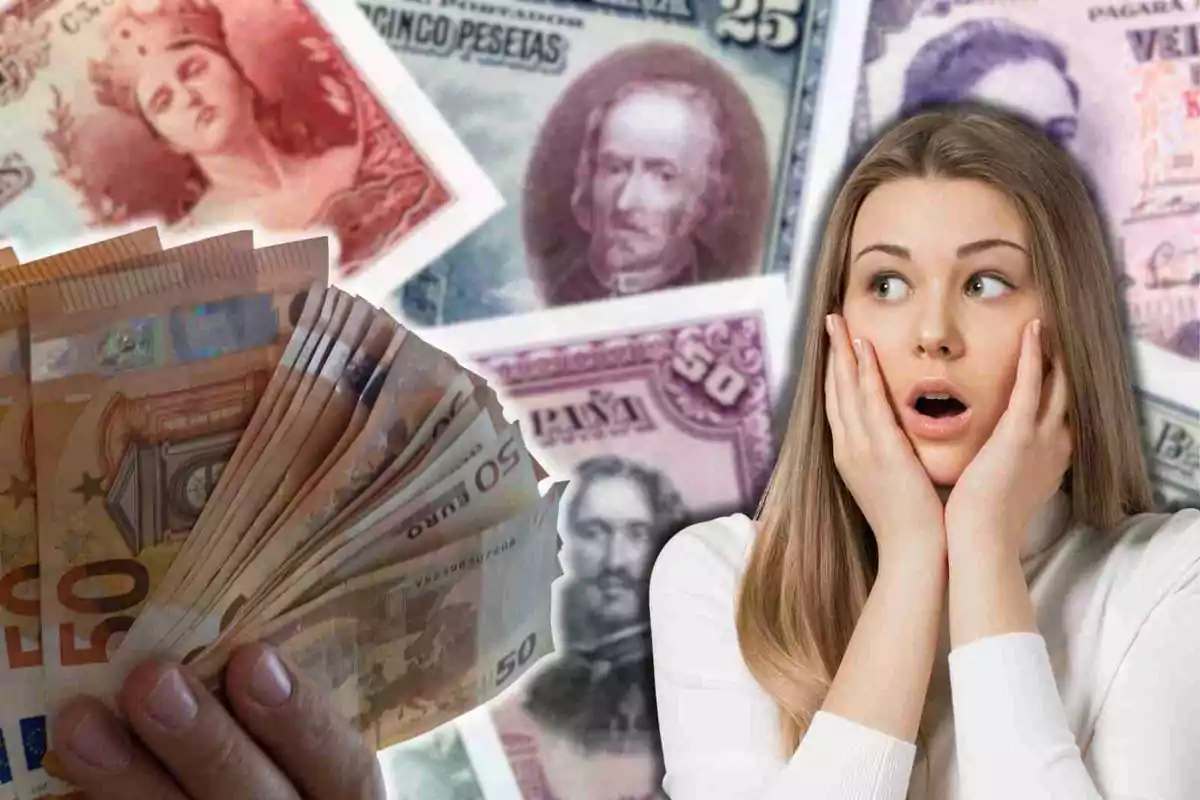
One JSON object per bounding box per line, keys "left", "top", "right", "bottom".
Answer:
{"left": 0, "top": 229, "right": 166, "bottom": 800}
{"left": 253, "top": 481, "right": 564, "bottom": 752}
{"left": 66, "top": 271, "right": 566, "bottom": 764}
{"left": 27, "top": 234, "right": 326, "bottom": 780}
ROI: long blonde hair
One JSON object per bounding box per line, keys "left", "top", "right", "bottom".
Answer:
{"left": 737, "top": 105, "right": 1154, "bottom": 754}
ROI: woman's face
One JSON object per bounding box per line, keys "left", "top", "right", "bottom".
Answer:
{"left": 841, "top": 177, "right": 1044, "bottom": 486}
{"left": 135, "top": 42, "right": 257, "bottom": 156}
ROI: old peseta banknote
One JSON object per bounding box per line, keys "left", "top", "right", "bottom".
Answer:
{"left": 1134, "top": 341, "right": 1199, "bottom": 511}
{"left": 807, "top": 0, "right": 1199, "bottom": 365}
{"left": 377, "top": 0, "right": 834, "bottom": 325}
{"left": 0, "top": 0, "right": 502, "bottom": 299}
{"left": 420, "top": 275, "right": 789, "bottom": 799}
{"left": 378, "top": 707, "right": 527, "bottom": 800}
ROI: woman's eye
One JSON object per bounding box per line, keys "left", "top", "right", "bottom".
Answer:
{"left": 869, "top": 274, "right": 910, "bottom": 302}
{"left": 148, "top": 87, "right": 172, "bottom": 115}
{"left": 179, "top": 56, "right": 207, "bottom": 80}
{"left": 965, "top": 274, "right": 1012, "bottom": 299}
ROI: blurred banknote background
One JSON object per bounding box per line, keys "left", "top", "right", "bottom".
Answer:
{"left": 0, "top": 0, "right": 1196, "bottom": 797}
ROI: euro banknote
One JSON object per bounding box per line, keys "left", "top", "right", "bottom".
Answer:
{"left": 0, "top": 228, "right": 168, "bottom": 799}
{"left": 0, "top": 228, "right": 579, "bottom": 800}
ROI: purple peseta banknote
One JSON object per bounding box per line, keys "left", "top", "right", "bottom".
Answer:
{"left": 421, "top": 275, "right": 790, "bottom": 799}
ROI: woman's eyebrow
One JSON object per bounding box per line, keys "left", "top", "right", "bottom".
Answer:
{"left": 852, "top": 238, "right": 1027, "bottom": 262}
{"left": 956, "top": 238, "right": 1027, "bottom": 257}
{"left": 852, "top": 243, "right": 910, "bottom": 262}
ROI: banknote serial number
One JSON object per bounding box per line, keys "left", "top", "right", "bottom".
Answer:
{"left": 57, "top": 0, "right": 118, "bottom": 35}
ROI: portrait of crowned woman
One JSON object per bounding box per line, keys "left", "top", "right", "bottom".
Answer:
{"left": 53, "top": 0, "right": 449, "bottom": 275}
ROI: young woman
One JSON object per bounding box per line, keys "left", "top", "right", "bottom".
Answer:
{"left": 649, "top": 105, "right": 1200, "bottom": 800}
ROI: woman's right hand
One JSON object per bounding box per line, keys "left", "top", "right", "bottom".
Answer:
{"left": 824, "top": 313, "right": 946, "bottom": 566}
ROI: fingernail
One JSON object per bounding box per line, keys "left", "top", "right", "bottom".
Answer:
{"left": 853, "top": 338, "right": 863, "bottom": 355}
{"left": 248, "top": 649, "right": 293, "bottom": 708}
{"left": 1033, "top": 319, "right": 1042, "bottom": 338}
{"left": 144, "top": 667, "right": 198, "bottom": 729}
{"left": 59, "top": 709, "right": 131, "bottom": 772}
{"left": 824, "top": 314, "right": 833, "bottom": 334}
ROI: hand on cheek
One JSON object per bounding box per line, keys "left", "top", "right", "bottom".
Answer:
{"left": 824, "top": 314, "right": 947, "bottom": 567}
{"left": 944, "top": 318, "right": 1073, "bottom": 557}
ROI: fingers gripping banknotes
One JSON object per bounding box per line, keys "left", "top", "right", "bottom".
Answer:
{"left": 0, "top": 0, "right": 502, "bottom": 298}
{"left": 807, "top": 0, "right": 1199, "bottom": 362}
{"left": 378, "top": 0, "right": 834, "bottom": 325}
{"left": 421, "top": 275, "right": 789, "bottom": 800}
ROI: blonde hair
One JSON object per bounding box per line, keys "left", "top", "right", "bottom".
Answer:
{"left": 736, "top": 105, "right": 1154, "bottom": 757}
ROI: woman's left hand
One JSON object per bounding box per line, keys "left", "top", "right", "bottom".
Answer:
{"left": 944, "top": 318, "right": 1073, "bottom": 558}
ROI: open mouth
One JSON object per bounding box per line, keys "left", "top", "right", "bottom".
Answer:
{"left": 904, "top": 380, "right": 971, "bottom": 439}
{"left": 914, "top": 393, "right": 968, "bottom": 418}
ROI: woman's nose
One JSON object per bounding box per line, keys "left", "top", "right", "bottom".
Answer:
{"left": 914, "top": 303, "right": 964, "bottom": 359}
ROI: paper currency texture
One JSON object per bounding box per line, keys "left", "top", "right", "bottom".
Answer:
{"left": 422, "top": 275, "right": 789, "bottom": 799}
{"left": 376, "top": 0, "right": 833, "bottom": 326}
{"left": 0, "top": 228, "right": 168, "bottom": 800}
{"left": 0, "top": 0, "right": 502, "bottom": 300}
{"left": 805, "top": 0, "right": 1199, "bottom": 364}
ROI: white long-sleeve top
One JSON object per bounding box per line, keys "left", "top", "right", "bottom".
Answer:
{"left": 648, "top": 493, "right": 1200, "bottom": 800}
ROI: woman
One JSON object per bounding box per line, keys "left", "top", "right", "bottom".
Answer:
{"left": 82, "top": 0, "right": 445, "bottom": 271}
{"left": 649, "top": 105, "right": 1200, "bottom": 799}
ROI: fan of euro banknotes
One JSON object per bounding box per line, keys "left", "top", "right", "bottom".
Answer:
{"left": 0, "top": 228, "right": 563, "bottom": 800}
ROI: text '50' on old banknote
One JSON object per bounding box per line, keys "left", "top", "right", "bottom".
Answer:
{"left": 380, "top": 0, "right": 833, "bottom": 326}
{"left": 807, "top": 0, "right": 1199, "bottom": 364}
{"left": 421, "top": 274, "right": 789, "bottom": 800}
{"left": 0, "top": 0, "right": 502, "bottom": 300}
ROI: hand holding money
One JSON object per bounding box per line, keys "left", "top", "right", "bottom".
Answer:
{"left": 0, "top": 229, "right": 563, "bottom": 800}
{"left": 50, "top": 643, "right": 387, "bottom": 800}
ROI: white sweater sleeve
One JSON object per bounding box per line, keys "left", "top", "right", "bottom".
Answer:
{"left": 649, "top": 520, "right": 916, "bottom": 800}
{"left": 949, "top": 511, "right": 1200, "bottom": 800}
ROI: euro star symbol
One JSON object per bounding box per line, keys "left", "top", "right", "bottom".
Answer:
{"left": 72, "top": 472, "right": 106, "bottom": 503}
{"left": 0, "top": 475, "right": 35, "bottom": 508}
{"left": 55, "top": 527, "right": 99, "bottom": 566}
{"left": 0, "top": 527, "right": 32, "bottom": 566}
